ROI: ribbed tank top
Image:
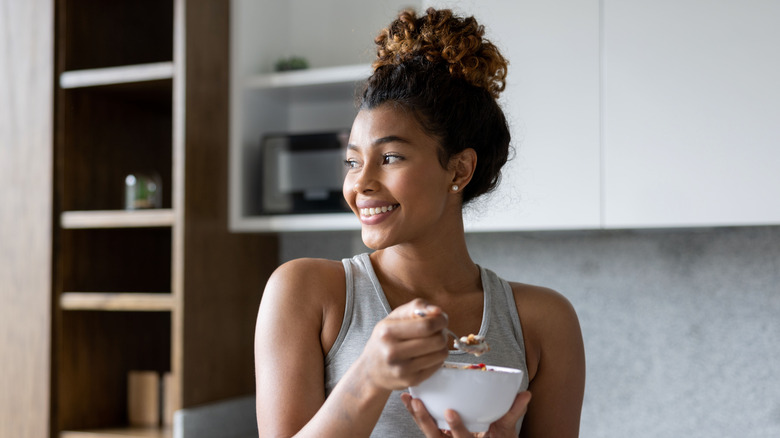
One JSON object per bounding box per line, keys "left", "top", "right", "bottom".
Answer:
{"left": 325, "top": 253, "right": 529, "bottom": 437}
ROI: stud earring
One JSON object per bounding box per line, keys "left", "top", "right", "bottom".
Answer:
{"left": 451, "top": 184, "right": 459, "bottom": 192}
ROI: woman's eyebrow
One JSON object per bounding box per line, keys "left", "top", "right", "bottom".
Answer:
{"left": 347, "top": 135, "right": 411, "bottom": 150}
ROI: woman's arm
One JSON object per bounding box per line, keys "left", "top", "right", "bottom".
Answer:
{"left": 515, "top": 285, "right": 586, "bottom": 437}
{"left": 255, "top": 258, "right": 449, "bottom": 437}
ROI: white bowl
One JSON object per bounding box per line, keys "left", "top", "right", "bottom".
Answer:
{"left": 408, "top": 361, "right": 524, "bottom": 433}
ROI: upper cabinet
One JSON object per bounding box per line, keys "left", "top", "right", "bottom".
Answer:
{"left": 602, "top": 0, "right": 780, "bottom": 228}
{"left": 230, "top": 0, "right": 603, "bottom": 232}
{"left": 230, "top": 0, "right": 780, "bottom": 232}
{"left": 426, "top": 0, "right": 602, "bottom": 231}
{"left": 229, "top": 0, "right": 417, "bottom": 232}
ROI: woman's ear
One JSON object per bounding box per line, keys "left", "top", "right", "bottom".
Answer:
{"left": 449, "top": 148, "right": 477, "bottom": 191}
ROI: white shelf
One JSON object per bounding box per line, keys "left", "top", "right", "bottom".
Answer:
{"left": 244, "top": 64, "right": 371, "bottom": 90}
{"left": 231, "top": 212, "right": 359, "bottom": 233}
{"left": 59, "top": 62, "right": 174, "bottom": 89}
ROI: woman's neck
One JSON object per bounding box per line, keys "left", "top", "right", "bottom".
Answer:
{"left": 369, "top": 237, "right": 480, "bottom": 303}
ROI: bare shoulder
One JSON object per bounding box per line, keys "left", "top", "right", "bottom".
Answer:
{"left": 509, "top": 282, "right": 580, "bottom": 328}
{"left": 508, "top": 282, "right": 584, "bottom": 379}
{"left": 258, "top": 258, "right": 347, "bottom": 352}
{"left": 262, "top": 258, "right": 345, "bottom": 306}
{"left": 255, "top": 259, "right": 348, "bottom": 434}
{"left": 267, "top": 257, "right": 345, "bottom": 288}
{"left": 509, "top": 282, "right": 585, "bottom": 437}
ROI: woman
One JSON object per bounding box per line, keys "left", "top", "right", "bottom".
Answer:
{"left": 255, "top": 8, "right": 585, "bottom": 437}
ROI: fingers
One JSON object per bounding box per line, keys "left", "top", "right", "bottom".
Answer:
{"left": 401, "top": 393, "right": 446, "bottom": 437}
{"left": 401, "top": 392, "right": 533, "bottom": 438}
{"left": 442, "top": 409, "right": 466, "bottom": 437}
{"left": 389, "top": 298, "right": 444, "bottom": 322}
{"left": 364, "top": 299, "right": 449, "bottom": 390}
{"left": 488, "top": 391, "right": 532, "bottom": 434}
{"left": 379, "top": 299, "right": 448, "bottom": 343}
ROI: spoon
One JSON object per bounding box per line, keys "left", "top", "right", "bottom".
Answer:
{"left": 413, "top": 308, "right": 490, "bottom": 356}
{"left": 446, "top": 330, "right": 490, "bottom": 356}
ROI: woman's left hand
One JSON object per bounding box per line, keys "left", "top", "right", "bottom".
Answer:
{"left": 400, "top": 391, "right": 532, "bottom": 437}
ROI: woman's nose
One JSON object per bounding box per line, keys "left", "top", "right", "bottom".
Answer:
{"left": 351, "top": 167, "right": 377, "bottom": 194}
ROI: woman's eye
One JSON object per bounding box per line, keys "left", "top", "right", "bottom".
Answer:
{"left": 344, "top": 159, "right": 360, "bottom": 169}
{"left": 382, "top": 154, "right": 403, "bottom": 165}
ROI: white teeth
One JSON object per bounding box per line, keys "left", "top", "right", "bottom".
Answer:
{"left": 360, "top": 204, "right": 397, "bottom": 217}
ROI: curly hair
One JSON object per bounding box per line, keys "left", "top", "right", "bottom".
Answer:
{"left": 373, "top": 8, "right": 507, "bottom": 98}
{"left": 360, "top": 8, "right": 512, "bottom": 205}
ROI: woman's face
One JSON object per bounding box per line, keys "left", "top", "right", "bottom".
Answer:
{"left": 343, "top": 104, "right": 459, "bottom": 250}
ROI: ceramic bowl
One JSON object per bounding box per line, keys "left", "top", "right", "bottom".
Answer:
{"left": 408, "top": 362, "right": 524, "bottom": 433}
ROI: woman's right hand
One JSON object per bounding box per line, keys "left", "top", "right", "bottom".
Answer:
{"left": 358, "top": 298, "right": 450, "bottom": 392}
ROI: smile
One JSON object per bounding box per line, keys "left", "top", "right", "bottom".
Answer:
{"left": 359, "top": 204, "right": 399, "bottom": 217}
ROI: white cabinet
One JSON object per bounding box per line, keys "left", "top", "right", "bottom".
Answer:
{"left": 426, "top": 0, "right": 602, "bottom": 231}
{"left": 602, "top": 0, "right": 780, "bottom": 228}
{"left": 229, "top": 0, "right": 780, "bottom": 232}
{"left": 230, "top": 0, "right": 602, "bottom": 232}
{"left": 229, "top": 0, "right": 417, "bottom": 232}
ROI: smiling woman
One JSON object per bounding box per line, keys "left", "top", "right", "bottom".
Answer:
{"left": 254, "top": 7, "right": 585, "bottom": 438}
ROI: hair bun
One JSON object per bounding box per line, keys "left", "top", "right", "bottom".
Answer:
{"left": 373, "top": 8, "right": 508, "bottom": 98}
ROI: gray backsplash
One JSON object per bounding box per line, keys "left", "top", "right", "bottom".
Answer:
{"left": 279, "top": 225, "right": 780, "bottom": 437}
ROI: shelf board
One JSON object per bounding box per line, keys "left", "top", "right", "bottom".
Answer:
{"left": 60, "top": 293, "right": 174, "bottom": 312}
{"left": 61, "top": 209, "right": 175, "bottom": 229}
{"left": 230, "top": 212, "right": 359, "bottom": 233}
{"left": 60, "top": 426, "right": 171, "bottom": 438}
{"left": 60, "top": 62, "right": 175, "bottom": 89}
{"left": 244, "top": 63, "right": 371, "bottom": 90}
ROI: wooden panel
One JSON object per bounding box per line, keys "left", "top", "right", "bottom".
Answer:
{"left": 61, "top": 0, "right": 173, "bottom": 70}
{"left": 178, "top": 0, "right": 279, "bottom": 407}
{"left": 61, "top": 85, "right": 173, "bottom": 212}
{"left": 61, "top": 293, "right": 174, "bottom": 311}
{"left": 60, "top": 427, "right": 173, "bottom": 438}
{"left": 61, "top": 228, "right": 172, "bottom": 293}
{"left": 61, "top": 209, "right": 175, "bottom": 229}
{"left": 0, "top": 0, "right": 54, "bottom": 437}
{"left": 58, "top": 312, "right": 171, "bottom": 431}
{"left": 61, "top": 427, "right": 171, "bottom": 438}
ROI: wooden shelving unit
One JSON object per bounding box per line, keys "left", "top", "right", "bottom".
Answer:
{"left": 60, "top": 426, "right": 172, "bottom": 438}
{"left": 60, "top": 293, "right": 175, "bottom": 312}
{"left": 59, "top": 62, "right": 175, "bottom": 89}
{"left": 52, "top": 0, "right": 278, "bottom": 435}
{"left": 61, "top": 210, "right": 176, "bottom": 229}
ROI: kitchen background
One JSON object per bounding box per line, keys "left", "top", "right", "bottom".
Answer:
{"left": 241, "top": 0, "right": 780, "bottom": 436}
{"left": 2, "top": 0, "right": 778, "bottom": 436}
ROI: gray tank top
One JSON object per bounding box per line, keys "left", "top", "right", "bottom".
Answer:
{"left": 325, "top": 253, "right": 529, "bottom": 437}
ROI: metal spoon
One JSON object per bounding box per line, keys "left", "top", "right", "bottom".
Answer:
{"left": 446, "top": 330, "right": 490, "bottom": 356}
{"left": 413, "top": 308, "right": 490, "bottom": 356}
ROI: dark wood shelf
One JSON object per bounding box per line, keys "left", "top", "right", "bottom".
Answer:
{"left": 60, "top": 293, "right": 174, "bottom": 312}
{"left": 61, "top": 209, "right": 175, "bottom": 229}
{"left": 60, "top": 426, "right": 172, "bottom": 438}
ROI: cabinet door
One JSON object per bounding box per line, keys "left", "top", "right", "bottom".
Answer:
{"left": 603, "top": 0, "right": 780, "bottom": 228}
{"left": 427, "top": 0, "right": 602, "bottom": 231}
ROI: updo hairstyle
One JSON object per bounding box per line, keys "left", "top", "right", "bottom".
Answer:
{"left": 360, "top": 7, "right": 511, "bottom": 205}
